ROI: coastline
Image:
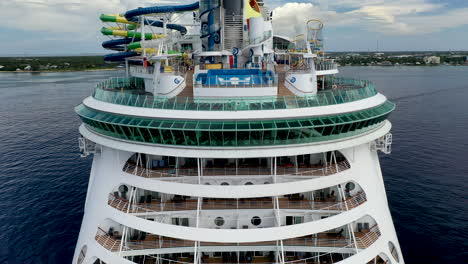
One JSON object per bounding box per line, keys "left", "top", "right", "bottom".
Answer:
{"left": 1, "top": 65, "right": 465, "bottom": 74}
{"left": 0, "top": 68, "right": 120, "bottom": 73}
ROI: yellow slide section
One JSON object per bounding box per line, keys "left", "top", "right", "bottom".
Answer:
{"left": 245, "top": 0, "right": 262, "bottom": 19}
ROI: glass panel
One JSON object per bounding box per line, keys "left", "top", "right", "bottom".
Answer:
{"left": 77, "top": 101, "right": 394, "bottom": 147}
{"left": 92, "top": 77, "right": 378, "bottom": 111}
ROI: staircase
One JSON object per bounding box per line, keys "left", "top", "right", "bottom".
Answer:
{"left": 223, "top": 14, "right": 243, "bottom": 50}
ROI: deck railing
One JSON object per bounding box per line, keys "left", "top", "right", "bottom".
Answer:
{"left": 123, "top": 160, "right": 351, "bottom": 181}
{"left": 94, "top": 223, "right": 380, "bottom": 264}
{"left": 107, "top": 192, "right": 367, "bottom": 229}
{"left": 355, "top": 225, "right": 381, "bottom": 249}
{"left": 315, "top": 62, "right": 338, "bottom": 72}
{"left": 92, "top": 76, "right": 377, "bottom": 111}
{"left": 94, "top": 226, "right": 378, "bottom": 253}
{"left": 108, "top": 192, "right": 365, "bottom": 214}
{"left": 95, "top": 227, "right": 121, "bottom": 252}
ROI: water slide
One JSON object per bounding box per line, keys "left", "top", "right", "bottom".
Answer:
{"left": 100, "top": 2, "right": 199, "bottom": 62}
{"left": 199, "top": 3, "right": 221, "bottom": 51}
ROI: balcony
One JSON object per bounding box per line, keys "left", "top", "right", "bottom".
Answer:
{"left": 107, "top": 185, "right": 367, "bottom": 229}
{"left": 109, "top": 194, "right": 365, "bottom": 213}
{"left": 123, "top": 152, "right": 350, "bottom": 185}
{"left": 367, "top": 253, "right": 391, "bottom": 264}
{"left": 123, "top": 160, "right": 351, "bottom": 184}
{"left": 95, "top": 219, "right": 381, "bottom": 263}
{"left": 96, "top": 226, "right": 380, "bottom": 251}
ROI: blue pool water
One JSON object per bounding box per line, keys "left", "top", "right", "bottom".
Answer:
{"left": 0, "top": 67, "right": 467, "bottom": 263}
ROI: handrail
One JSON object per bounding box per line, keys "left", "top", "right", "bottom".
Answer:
{"left": 94, "top": 223, "right": 380, "bottom": 264}
{"left": 95, "top": 228, "right": 121, "bottom": 252}
{"left": 92, "top": 76, "right": 378, "bottom": 111}
{"left": 107, "top": 192, "right": 367, "bottom": 229}
{"left": 315, "top": 62, "right": 338, "bottom": 72}
{"left": 109, "top": 192, "right": 365, "bottom": 213}
{"left": 355, "top": 224, "right": 381, "bottom": 249}
{"left": 123, "top": 160, "right": 351, "bottom": 181}
{"left": 94, "top": 226, "right": 378, "bottom": 252}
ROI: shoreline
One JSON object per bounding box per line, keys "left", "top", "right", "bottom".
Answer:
{"left": 0, "top": 65, "right": 466, "bottom": 74}
{"left": 0, "top": 68, "right": 120, "bottom": 73}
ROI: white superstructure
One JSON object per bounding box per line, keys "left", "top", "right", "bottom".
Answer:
{"left": 73, "top": 1, "right": 404, "bottom": 264}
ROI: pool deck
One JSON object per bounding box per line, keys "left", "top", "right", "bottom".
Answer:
{"left": 178, "top": 65, "right": 295, "bottom": 97}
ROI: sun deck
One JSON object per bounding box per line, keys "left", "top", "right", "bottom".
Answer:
{"left": 92, "top": 72, "right": 378, "bottom": 111}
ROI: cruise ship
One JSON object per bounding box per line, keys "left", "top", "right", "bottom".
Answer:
{"left": 73, "top": 1, "right": 403, "bottom": 263}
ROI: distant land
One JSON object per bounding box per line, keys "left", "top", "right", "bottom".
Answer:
{"left": 0, "top": 56, "right": 117, "bottom": 72}
{"left": 1, "top": 51, "right": 467, "bottom": 72}
{"left": 330, "top": 51, "right": 468, "bottom": 66}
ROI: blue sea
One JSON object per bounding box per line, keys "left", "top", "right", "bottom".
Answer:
{"left": 0, "top": 66, "right": 467, "bottom": 263}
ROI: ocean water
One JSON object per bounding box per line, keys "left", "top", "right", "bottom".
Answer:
{"left": 0, "top": 67, "right": 467, "bottom": 263}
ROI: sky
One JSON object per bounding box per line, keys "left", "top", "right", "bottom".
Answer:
{"left": 0, "top": 0, "right": 467, "bottom": 56}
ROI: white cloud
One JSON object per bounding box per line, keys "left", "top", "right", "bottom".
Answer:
{"left": 1, "top": 0, "right": 467, "bottom": 53}
{"left": 272, "top": 3, "right": 341, "bottom": 37}
{"left": 273, "top": 0, "right": 468, "bottom": 36}
{"left": 0, "top": 0, "right": 195, "bottom": 33}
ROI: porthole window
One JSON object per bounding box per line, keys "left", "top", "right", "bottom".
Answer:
{"left": 345, "top": 182, "right": 355, "bottom": 191}
{"left": 245, "top": 182, "right": 254, "bottom": 185}
{"left": 251, "top": 216, "right": 262, "bottom": 226}
{"left": 214, "top": 217, "right": 225, "bottom": 226}
{"left": 118, "top": 185, "right": 128, "bottom": 193}
{"left": 388, "top": 241, "right": 400, "bottom": 263}
{"left": 221, "top": 182, "right": 230, "bottom": 185}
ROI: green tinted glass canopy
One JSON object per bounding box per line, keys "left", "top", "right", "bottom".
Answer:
{"left": 76, "top": 101, "right": 395, "bottom": 147}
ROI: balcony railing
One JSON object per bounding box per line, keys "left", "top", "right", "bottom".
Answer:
{"left": 123, "top": 160, "right": 351, "bottom": 182}
{"left": 95, "top": 227, "right": 121, "bottom": 252}
{"left": 109, "top": 193, "right": 366, "bottom": 213}
{"left": 92, "top": 76, "right": 378, "bottom": 111}
{"left": 107, "top": 192, "right": 367, "bottom": 229}
{"left": 316, "top": 62, "right": 338, "bottom": 72}
{"left": 95, "top": 224, "right": 380, "bottom": 253}
{"left": 355, "top": 225, "right": 381, "bottom": 249}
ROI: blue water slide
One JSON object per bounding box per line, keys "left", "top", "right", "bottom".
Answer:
{"left": 104, "top": 51, "right": 139, "bottom": 62}
{"left": 199, "top": 2, "right": 221, "bottom": 51}
{"left": 124, "top": 2, "right": 200, "bottom": 20}
{"left": 102, "top": 38, "right": 140, "bottom": 51}
{"left": 123, "top": 2, "right": 200, "bottom": 35}
{"left": 103, "top": 2, "right": 199, "bottom": 62}
{"left": 126, "top": 18, "right": 189, "bottom": 35}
